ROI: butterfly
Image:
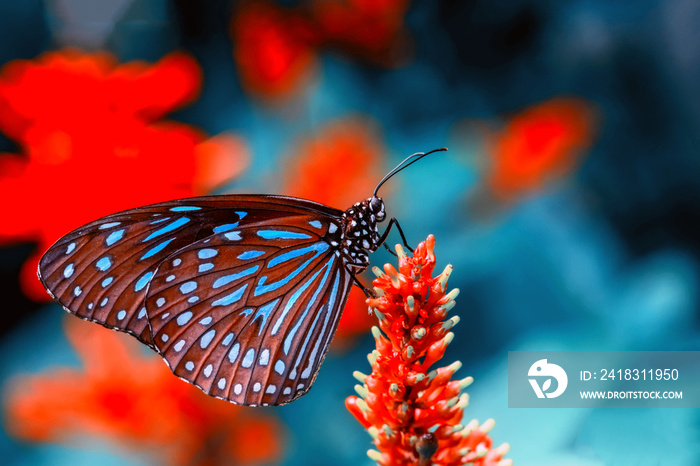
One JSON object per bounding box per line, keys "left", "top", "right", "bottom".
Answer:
{"left": 38, "top": 148, "right": 446, "bottom": 406}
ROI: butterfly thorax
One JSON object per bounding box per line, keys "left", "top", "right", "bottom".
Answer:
{"left": 334, "top": 197, "right": 386, "bottom": 273}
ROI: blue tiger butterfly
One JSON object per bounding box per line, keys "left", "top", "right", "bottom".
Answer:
{"left": 38, "top": 148, "right": 446, "bottom": 406}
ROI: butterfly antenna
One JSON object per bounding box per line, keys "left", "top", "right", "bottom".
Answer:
{"left": 373, "top": 148, "right": 447, "bottom": 197}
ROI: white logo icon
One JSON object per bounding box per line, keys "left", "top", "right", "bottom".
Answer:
{"left": 528, "top": 359, "right": 568, "bottom": 398}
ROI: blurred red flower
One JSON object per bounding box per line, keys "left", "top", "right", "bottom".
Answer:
{"left": 0, "top": 49, "right": 249, "bottom": 301}
{"left": 231, "top": 0, "right": 412, "bottom": 99}
{"left": 232, "top": 2, "right": 319, "bottom": 99}
{"left": 4, "top": 317, "right": 283, "bottom": 465}
{"left": 312, "top": 0, "right": 411, "bottom": 62}
{"left": 486, "top": 97, "right": 596, "bottom": 200}
{"left": 283, "top": 117, "right": 386, "bottom": 341}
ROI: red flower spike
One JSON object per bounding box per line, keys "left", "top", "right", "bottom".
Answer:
{"left": 347, "top": 235, "right": 512, "bottom": 466}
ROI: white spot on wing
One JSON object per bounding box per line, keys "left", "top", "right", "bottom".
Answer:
{"left": 200, "top": 329, "right": 216, "bottom": 349}
{"left": 242, "top": 349, "right": 255, "bottom": 368}
{"left": 198, "top": 263, "right": 214, "bottom": 273}
{"left": 228, "top": 343, "right": 240, "bottom": 363}
{"left": 180, "top": 281, "right": 197, "bottom": 294}
{"left": 259, "top": 349, "right": 269, "bottom": 366}
{"left": 198, "top": 249, "right": 218, "bottom": 259}
{"left": 177, "top": 311, "right": 193, "bottom": 325}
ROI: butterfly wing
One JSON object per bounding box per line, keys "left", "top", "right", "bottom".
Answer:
{"left": 145, "top": 219, "right": 353, "bottom": 405}
{"left": 38, "top": 195, "right": 344, "bottom": 349}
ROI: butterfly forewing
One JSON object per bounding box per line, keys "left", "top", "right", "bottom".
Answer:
{"left": 39, "top": 195, "right": 355, "bottom": 405}
{"left": 36, "top": 208, "right": 237, "bottom": 348}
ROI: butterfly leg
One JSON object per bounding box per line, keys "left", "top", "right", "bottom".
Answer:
{"left": 378, "top": 217, "right": 414, "bottom": 253}
{"left": 383, "top": 243, "right": 397, "bottom": 256}
{"left": 352, "top": 275, "right": 374, "bottom": 299}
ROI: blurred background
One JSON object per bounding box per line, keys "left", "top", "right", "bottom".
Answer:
{"left": 1, "top": 0, "right": 699, "bottom": 465}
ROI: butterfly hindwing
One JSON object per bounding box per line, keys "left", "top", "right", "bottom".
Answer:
{"left": 266, "top": 261, "right": 352, "bottom": 405}
{"left": 145, "top": 216, "right": 352, "bottom": 405}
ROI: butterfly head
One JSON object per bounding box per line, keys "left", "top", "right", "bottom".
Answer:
{"left": 369, "top": 195, "right": 386, "bottom": 222}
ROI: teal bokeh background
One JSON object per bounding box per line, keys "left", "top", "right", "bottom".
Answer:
{"left": 1, "top": 1, "right": 700, "bottom": 465}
